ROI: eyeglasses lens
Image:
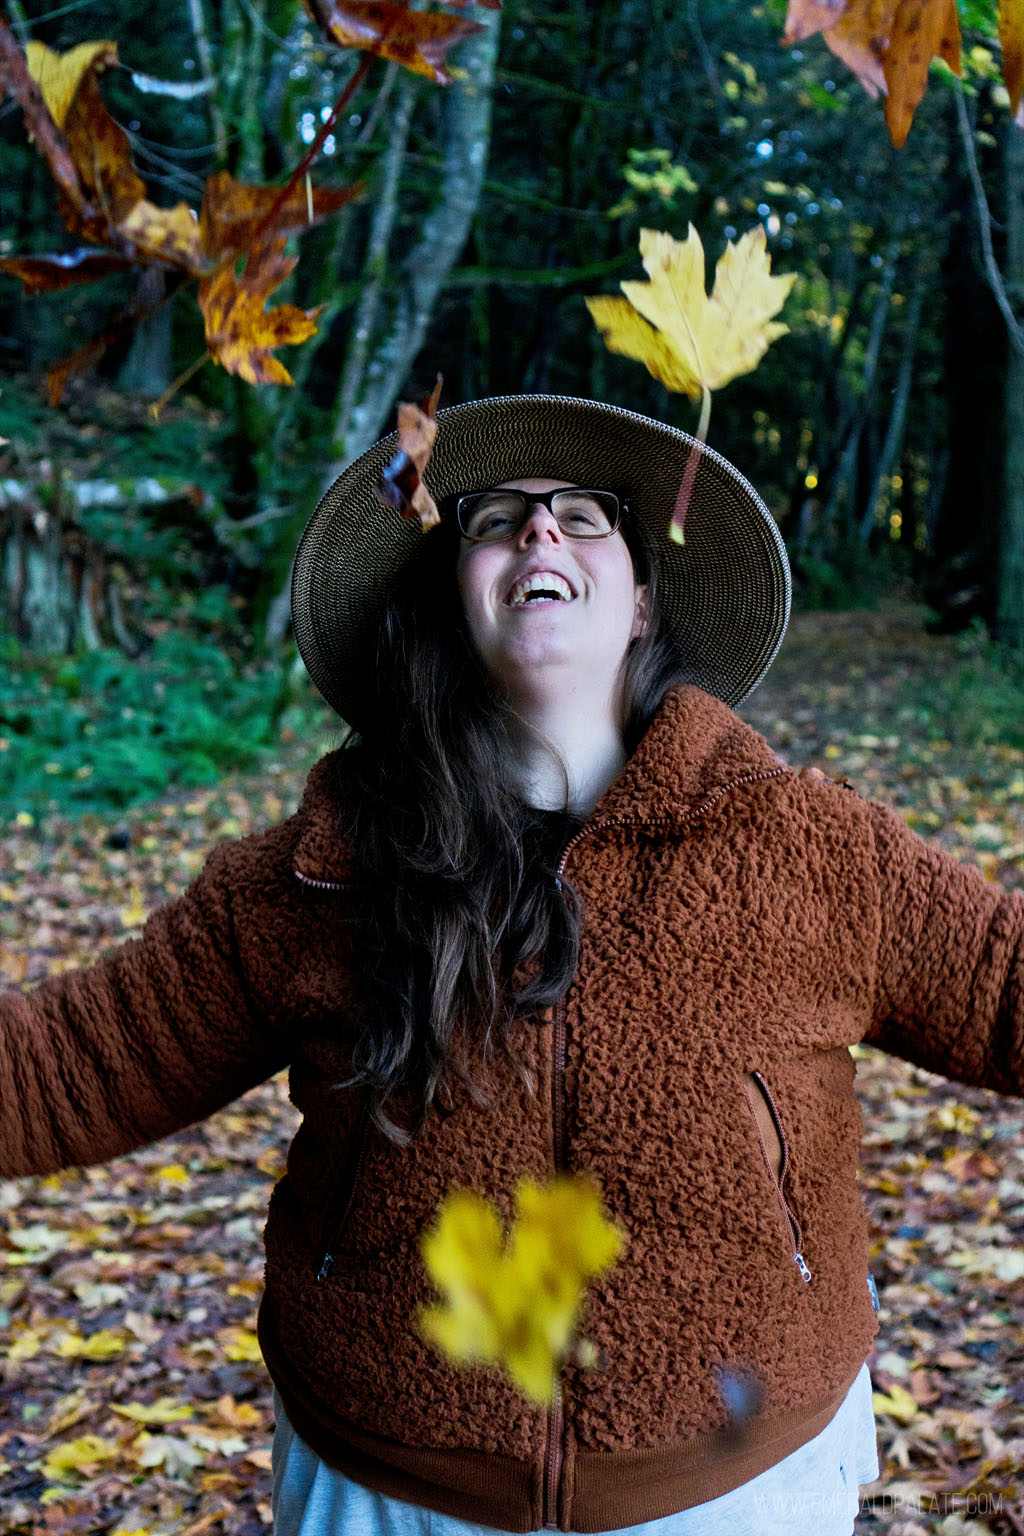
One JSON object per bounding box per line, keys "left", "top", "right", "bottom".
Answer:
{"left": 458, "top": 490, "right": 619, "bottom": 541}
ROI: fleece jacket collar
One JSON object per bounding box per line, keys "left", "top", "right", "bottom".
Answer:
{"left": 291, "top": 686, "right": 787, "bottom": 888}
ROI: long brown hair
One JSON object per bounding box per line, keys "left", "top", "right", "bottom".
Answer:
{"left": 336, "top": 508, "right": 685, "bottom": 1142}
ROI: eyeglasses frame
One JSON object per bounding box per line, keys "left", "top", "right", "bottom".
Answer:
{"left": 454, "top": 487, "right": 626, "bottom": 543}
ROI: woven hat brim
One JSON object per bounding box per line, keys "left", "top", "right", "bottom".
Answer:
{"left": 291, "top": 395, "right": 790, "bottom": 725}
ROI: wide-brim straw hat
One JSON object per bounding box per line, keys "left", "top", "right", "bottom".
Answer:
{"left": 292, "top": 394, "right": 790, "bottom": 726}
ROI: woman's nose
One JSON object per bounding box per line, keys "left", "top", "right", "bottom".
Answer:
{"left": 514, "top": 504, "right": 563, "bottom": 548}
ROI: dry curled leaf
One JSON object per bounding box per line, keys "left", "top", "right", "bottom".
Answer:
{"left": 376, "top": 376, "right": 444, "bottom": 530}
{"left": 198, "top": 171, "right": 362, "bottom": 262}
{"left": 302, "top": 0, "right": 484, "bottom": 83}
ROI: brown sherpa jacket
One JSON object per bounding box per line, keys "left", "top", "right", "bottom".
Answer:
{"left": 2, "top": 685, "right": 1023, "bottom": 1531}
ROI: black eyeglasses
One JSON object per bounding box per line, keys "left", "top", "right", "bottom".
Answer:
{"left": 455, "top": 488, "right": 624, "bottom": 543}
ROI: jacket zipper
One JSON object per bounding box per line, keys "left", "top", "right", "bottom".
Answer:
{"left": 316, "top": 1098, "right": 372, "bottom": 1283}
{"left": 295, "top": 870, "right": 358, "bottom": 892}
{"left": 540, "top": 767, "right": 790, "bottom": 1530}
{"left": 749, "top": 1071, "right": 812, "bottom": 1284}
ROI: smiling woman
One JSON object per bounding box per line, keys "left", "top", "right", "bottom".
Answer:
{"left": 3, "top": 395, "right": 1024, "bottom": 1536}
{"left": 453, "top": 477, "right": 650, "bottom": 810}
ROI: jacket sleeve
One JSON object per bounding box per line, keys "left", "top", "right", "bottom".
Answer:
{"left": 0, "top": 819, "right": 312, "bottom": 1177}
{"left": 862, "top": 798, "right": 1024, "bottom": 1097}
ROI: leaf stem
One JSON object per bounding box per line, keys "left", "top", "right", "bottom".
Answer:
{"left": 251, "top": 53, "right": 375, "bottom": 248}
{"left": 695, "top": 382, "right": 712, "bottom": 445}
{"left": 147, "top": 351, "right": 210, "bottom": 418}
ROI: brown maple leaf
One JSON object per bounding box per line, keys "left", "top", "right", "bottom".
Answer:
{"left": 301, "top": 0, "right": 485, "bottom": 84}
{"left": 197, "top": 241, "right": 323, "bottom": 386}
{"left": 198, "top": 171, "right": 362, "bottom": 263}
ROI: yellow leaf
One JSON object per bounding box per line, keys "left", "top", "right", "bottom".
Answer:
{"left": 8, "top": 1328, "right": 44, "bottom": 1360}
{"left": 112, "top": 1397, "right": 194, "bottom": 1425}
{"left": 872, "top": 1382, "right": 919, "bottom": 1424}
{"left": 198, "top": 240, "right": 322, "bottom": 386}
{"left": 46, "top": 1390, "right": 94, "bottom": 1435}
{"left": 418, "top": 1175, "right": 623, "bottom": 1406}
{"left": 584, "top": 297, "right": 702, "bottom": 397}
{"left": 120, "top": 885, "right": 147, "bottom": 928}
{"left": 218, "top": 1326, "right": 263, "bottom": 1363}
{"left": 39, "top": 1434, "right": 119, "bottom": 1481}
{"left": 25, "top": 39, "right": 117, "bottom": 129}
{"left": 587, "top": 225, "right": 794, "bottom": 402}
{"left": 52, "top": 1327, "right": 125, "bottom": 1360}
{"left": 152, "top": 1163, "right": 191, "bottom": 1184}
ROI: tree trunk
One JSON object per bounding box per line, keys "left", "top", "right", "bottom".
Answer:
{"left": 323, "top": 5, "right": 502, "bottom": 479}
{"left": 118, "top": 299, "right": 174, "bottom": 400}
{"left": 263, "top": 8, "right": 502, "bottom": 646}
{"left": 858, "top": 273, "right": 925, "bottom": 545}
{"left": 999, "top": 119, "right": 1024, "bottom": 652}
{"left": 822, "top": 233, "right": 901, "bottom": 539}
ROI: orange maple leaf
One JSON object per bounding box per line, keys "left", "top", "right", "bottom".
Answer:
{"left": 999, "top": 0, "right": 1024, "bottom": 115}
{"left": 783, "top": 0, "right": 962, "bottom": 145}
{"left": 883, "top": 0, "right": 961, "bottom": 147}
{"left": 197, "top": 240, "right": 323, "bottom": 386}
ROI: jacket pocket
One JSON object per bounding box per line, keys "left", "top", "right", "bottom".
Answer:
{"left": 315, "top": 1096, "right": 372, "bottom": 1283}
{"left": 743, "top": 1071, "right": 812, "bottom": 1284}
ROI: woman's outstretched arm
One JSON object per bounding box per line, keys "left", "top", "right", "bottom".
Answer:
{"left": 0, "top": 815, "right": 335, "bottom": 1177}
{"left": 863, "top": 796, "right": 1024, "bottom": 1095}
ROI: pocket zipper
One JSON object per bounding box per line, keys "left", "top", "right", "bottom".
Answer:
{"left": 749, "top": 1071, "right": 812, "bottom": 1284}
{"left": 316, "top": 1099, "right": 372, "bottom": 1283}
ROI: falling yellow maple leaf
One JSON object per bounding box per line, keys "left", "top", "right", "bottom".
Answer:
{"left": 418, "top": 1175, "right": 623, "bottom": 1406}
{"left": 586, "top": 225, "right": 793, "bottom": 543}
{"left": 587, "top": 225, "right": 795, "bottom": 405}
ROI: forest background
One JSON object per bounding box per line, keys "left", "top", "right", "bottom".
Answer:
{"left": 1, "top": 0, "right": 1023, "bottom": 813}
{"left": 2, "top": 0, "right": 1024, "bottom": 1531}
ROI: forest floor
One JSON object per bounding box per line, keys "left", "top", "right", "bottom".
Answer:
{"left": 1, "top": 602, "right": 1023, "bottom": 1536}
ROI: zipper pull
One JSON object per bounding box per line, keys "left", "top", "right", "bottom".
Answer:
{"left": 316, "top": 1253, "right": 334, "bottom": 1284}
{"left": 794, "top": 1251, "right": 812, "bottom": 1283}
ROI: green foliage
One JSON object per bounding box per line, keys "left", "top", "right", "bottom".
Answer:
{"left": 909, "top": 622, "right": 1024, "bottom": 751}
{"left": 0, "top": 636, "right": 333, "bottom": 816}
{"left": 791, "top": 545, "right": 913, "bottom": 610}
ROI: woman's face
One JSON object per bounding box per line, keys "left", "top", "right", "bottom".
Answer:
{"left": 455, "top": 479, "right": 648, "bottom": 698}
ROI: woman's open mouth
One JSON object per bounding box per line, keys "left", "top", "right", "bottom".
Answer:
{"left": 506, "top": 573, "right": 575, "bottom": 607}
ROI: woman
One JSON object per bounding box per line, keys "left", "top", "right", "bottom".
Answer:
{"left": 2, "top": 396, "right": 1022, "bottom": 1536}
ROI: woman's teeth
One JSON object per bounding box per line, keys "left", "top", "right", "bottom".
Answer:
{"left": 508, "top": 573, "right": 574, "bottom": 607}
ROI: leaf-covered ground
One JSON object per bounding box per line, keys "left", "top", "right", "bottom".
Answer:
{"left": 2, "top": 604, "right": 1023, "bottom": 1536}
